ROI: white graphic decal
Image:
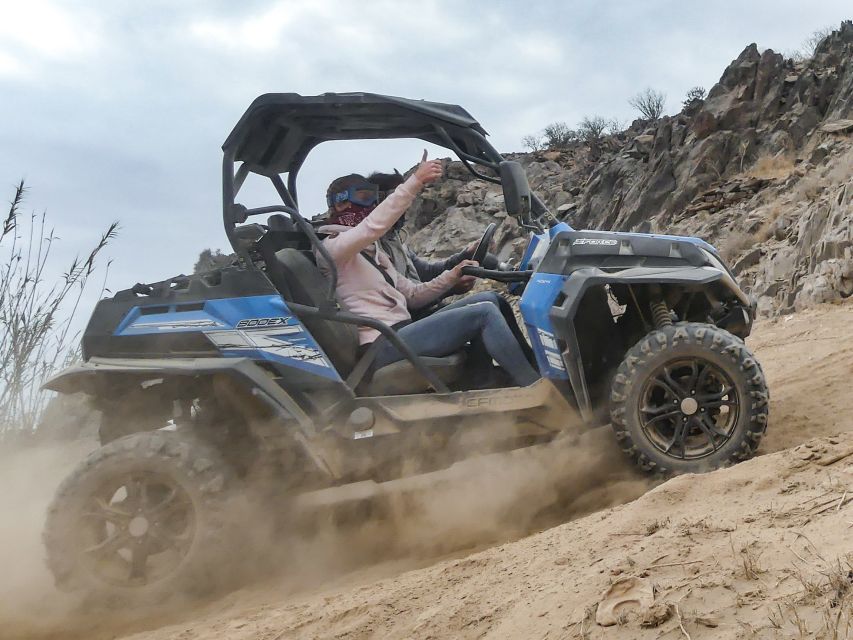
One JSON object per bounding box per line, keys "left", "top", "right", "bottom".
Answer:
{"left": 546, "top": 353, "right": 565, "bottom": 370}
{"left": 132, "top": 319, "right": 222, "bottom": 330}
{"left": 536, "top": 329, "right": 566, "bottom": 372}
{"left": 572, "top": 238, "right": 618, "bottom": 246}
{"left": 236, "top": 317, "right": 290, "bottom": 329}
{"left": 206, "top": 327, "right": 330, "bottom": 368}
{"left": 537, "top": 330, "right": 558, "bottom": 350}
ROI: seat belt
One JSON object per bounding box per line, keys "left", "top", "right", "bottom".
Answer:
{"left": 359, "top": 250, "right": 395, "bottom": 287}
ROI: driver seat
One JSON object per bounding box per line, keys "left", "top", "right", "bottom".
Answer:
{"left": 265, "top": 248, "right": 465, "bottom": 395}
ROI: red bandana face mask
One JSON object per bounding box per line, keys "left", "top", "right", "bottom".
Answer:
{"left": 329, "top": 203, "right": 376, "bottom": 227}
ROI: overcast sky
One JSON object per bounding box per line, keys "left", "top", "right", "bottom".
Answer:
{"left": 1, "top": 0, "right": 850, "bottom": 300}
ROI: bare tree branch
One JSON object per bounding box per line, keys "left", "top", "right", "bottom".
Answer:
{"left": 629, "top": 88, "right": 667, "bottom": 121}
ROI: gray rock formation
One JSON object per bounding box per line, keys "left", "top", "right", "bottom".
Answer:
{"left": 404, "top": 20, "right": 853, "bottom": 317}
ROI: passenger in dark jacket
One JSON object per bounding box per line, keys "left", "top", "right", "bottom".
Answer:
{"left": 368, "top": 171, "right": 476, "bottom": 290}
{"left": 368, "top": 170, "right": 536, "bottom": 369}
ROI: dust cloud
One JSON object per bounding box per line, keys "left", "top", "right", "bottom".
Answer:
{"left": 245, "top": 425, "right": 653, "bottom": 596}
{"left": 0, "top": 439, "right": 94, "bottom": 639}
{"left": 0, "top": 437, "right": 222, "bottom": 640}
{"left": 0, "top": 424, "right": 652, "bottom": 639}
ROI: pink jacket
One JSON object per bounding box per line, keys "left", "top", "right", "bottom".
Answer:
{"left": 318, "top": 175, "right": 459, "bottom": 344}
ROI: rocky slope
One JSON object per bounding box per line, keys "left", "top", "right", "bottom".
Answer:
{"left": 404, "top": 20, "right": 853, "bottom": 317}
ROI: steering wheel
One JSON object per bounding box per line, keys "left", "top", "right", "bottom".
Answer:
{"left": 472, "top": 223, "right": 497, "bottom": 265}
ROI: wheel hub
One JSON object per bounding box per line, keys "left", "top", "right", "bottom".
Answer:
{"left": 128, "top": 515, "right": 150, "bottom": 537}
{"left": 680, "top": 397, "right": 699, "bottom": 416}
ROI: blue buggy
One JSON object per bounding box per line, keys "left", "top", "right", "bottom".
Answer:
{"left": 42, "top": 93, "right": 768, "bottom": 601}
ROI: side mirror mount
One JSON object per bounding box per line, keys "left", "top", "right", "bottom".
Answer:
{"left": 499, "top": 161, "right": 532, "bottom": 219}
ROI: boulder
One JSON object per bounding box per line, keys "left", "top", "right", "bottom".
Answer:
{"left": 693, "top": 110, "right": 717, "bottom": 139}
{"left": 556, "top": 202, "right": 577, "bottom": 216}
{"left": 633, "top": 133, "right": 655, "bottom": 153}
{"left": 795, "top": 259, "right": 853, "bottom": 309}
{"left": 809, "top": 141, "right": 834, "bottom": 164}
{"left": 733, "top": 247, "right": 762, "bottom": 274}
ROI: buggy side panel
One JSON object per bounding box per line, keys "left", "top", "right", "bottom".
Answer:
{"left": 82, "top": 266, "right": 279, "bottom": 358}
{"left": 112, "top": 295, "right": 340, "bottom": 380}
{"left": 518, "top": 274, "right": 570, "bottom": 380}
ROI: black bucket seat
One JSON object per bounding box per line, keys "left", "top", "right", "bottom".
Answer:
{"left": 261, "top": 237, "right": 464, "bottom": 395}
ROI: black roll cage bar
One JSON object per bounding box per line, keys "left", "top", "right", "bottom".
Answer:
{"left": 221, "top": 116, "right": 548, "bottom": 394}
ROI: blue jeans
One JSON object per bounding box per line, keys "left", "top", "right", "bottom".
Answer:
{"left": 373, "top": 292, "right": 540, "bottom": 387}
{"left": 438, "top": 292, "right": 536, "bottom": 367}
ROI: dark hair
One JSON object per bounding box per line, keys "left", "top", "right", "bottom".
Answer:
{"left": 326, "top": 173, "right": 370, "bottom": 197}
{"left": 367, "top": 170, "right": 404, "bottom": 193}
{"left": 367, "top": 170, "right": 408, "bottom": 231}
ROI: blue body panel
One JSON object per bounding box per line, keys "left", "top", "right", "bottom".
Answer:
{"left": 517, "top": 222, "right": 573, "bottom": 272}
{"left": 115, "top": 295, "right": 341, "bottom": 380}
{"left": 110, "top": 222, "right": 716, "bottom": 389}
{"left": 519, "top": 272, "right": 569, "bottom": 379}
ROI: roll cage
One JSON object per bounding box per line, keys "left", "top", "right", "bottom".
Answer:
{"left": 221, "top": 92, "right": 551, "bottom": 255}
{"left": 219, "top": 92, "right": 550, "bottom": 394}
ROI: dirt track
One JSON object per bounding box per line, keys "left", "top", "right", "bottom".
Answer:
{"left": 4, "top": 301, "right": 853, "bottom": 639}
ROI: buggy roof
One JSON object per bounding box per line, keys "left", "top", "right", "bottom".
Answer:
{"left": 222, "top": 92, "right": 493, "bottom": 176}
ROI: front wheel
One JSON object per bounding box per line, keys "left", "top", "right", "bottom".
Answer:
{"left": 609, "top": 323, "right": 769, "bottom": 475}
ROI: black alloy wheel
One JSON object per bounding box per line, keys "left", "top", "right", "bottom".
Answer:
{"left": 610, "top": 322, "right": 769, "bottom": 474}
{"left": 44, "top": 431, "right": 235, "bottom": 604}
{"left": 638, "top": 359, "right": 739, "bottom": 460}
{"left": 78, "top": 472, "right": 196, "bottom": 587}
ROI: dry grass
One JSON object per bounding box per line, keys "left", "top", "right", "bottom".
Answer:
{"left": 813, "top": 560, "right": 853, "bottom": 639}
{"left": 0, "top": 181, "right": 117, "bottom": 437}
{"left": 719, "top": 203, "right": 786, "bottom": 262}
{"left": 719, "top": 231, "right": 756, "bottom": 262}
{"left": 644, "top": 518, "right": 669, "bottom": 536}
{"left": 700, "top": 156, "right": 725, "bottom": 181}
{"left": 748, "top": 153, "right": 795, "bottom": 180}
{"left": 769, "top": 601, "right": 811, "bottom": 638}
{"left": 731, "top": 538, "right": 765, "bottom": 580}
{"left": 753, "top": 205, "right": 786, "bottom": 243}
{"left": 777, "top": 556, "right": 853, "bottom": 639}
{"left": 792, "top": 566, "right": 825, "bottom": 605}
{"left": 677, "top": 517, "right": 735, "bottom": 537}
{"left": 792, "top": 176, "right": 823, "bottom": 202}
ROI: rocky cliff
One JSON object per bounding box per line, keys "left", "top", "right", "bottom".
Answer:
{"left": 404, "top": 20, "right": 853, "bottom": 316}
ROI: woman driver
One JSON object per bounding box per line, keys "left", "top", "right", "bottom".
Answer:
{"left": 316, "top": 151, "right": 539, "bottom": 388}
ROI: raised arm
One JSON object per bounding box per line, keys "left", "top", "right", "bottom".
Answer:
{"left": 322, "top": 152, "right": 442, "bottom": 265}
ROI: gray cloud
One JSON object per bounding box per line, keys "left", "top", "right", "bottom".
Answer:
{"left": 1, "top": 0, "right": 850, "bottom": 299}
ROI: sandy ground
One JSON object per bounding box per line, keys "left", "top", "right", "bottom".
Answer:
{"left": 749, "top": 302, "right": 853, "bottom": 453}
{"left": 3, "top": 300, "right": 853, "bottom": 639}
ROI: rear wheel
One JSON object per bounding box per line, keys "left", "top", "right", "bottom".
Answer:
{"left": 609, "top": 323, "right": 768, "bottom": 474}
{"left": 44, "top": 430, "right": 236, "bottom": 604}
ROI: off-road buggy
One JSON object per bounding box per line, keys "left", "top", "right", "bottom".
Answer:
{"left": 43, "top": 93, "right": 768, "bottom": 601}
